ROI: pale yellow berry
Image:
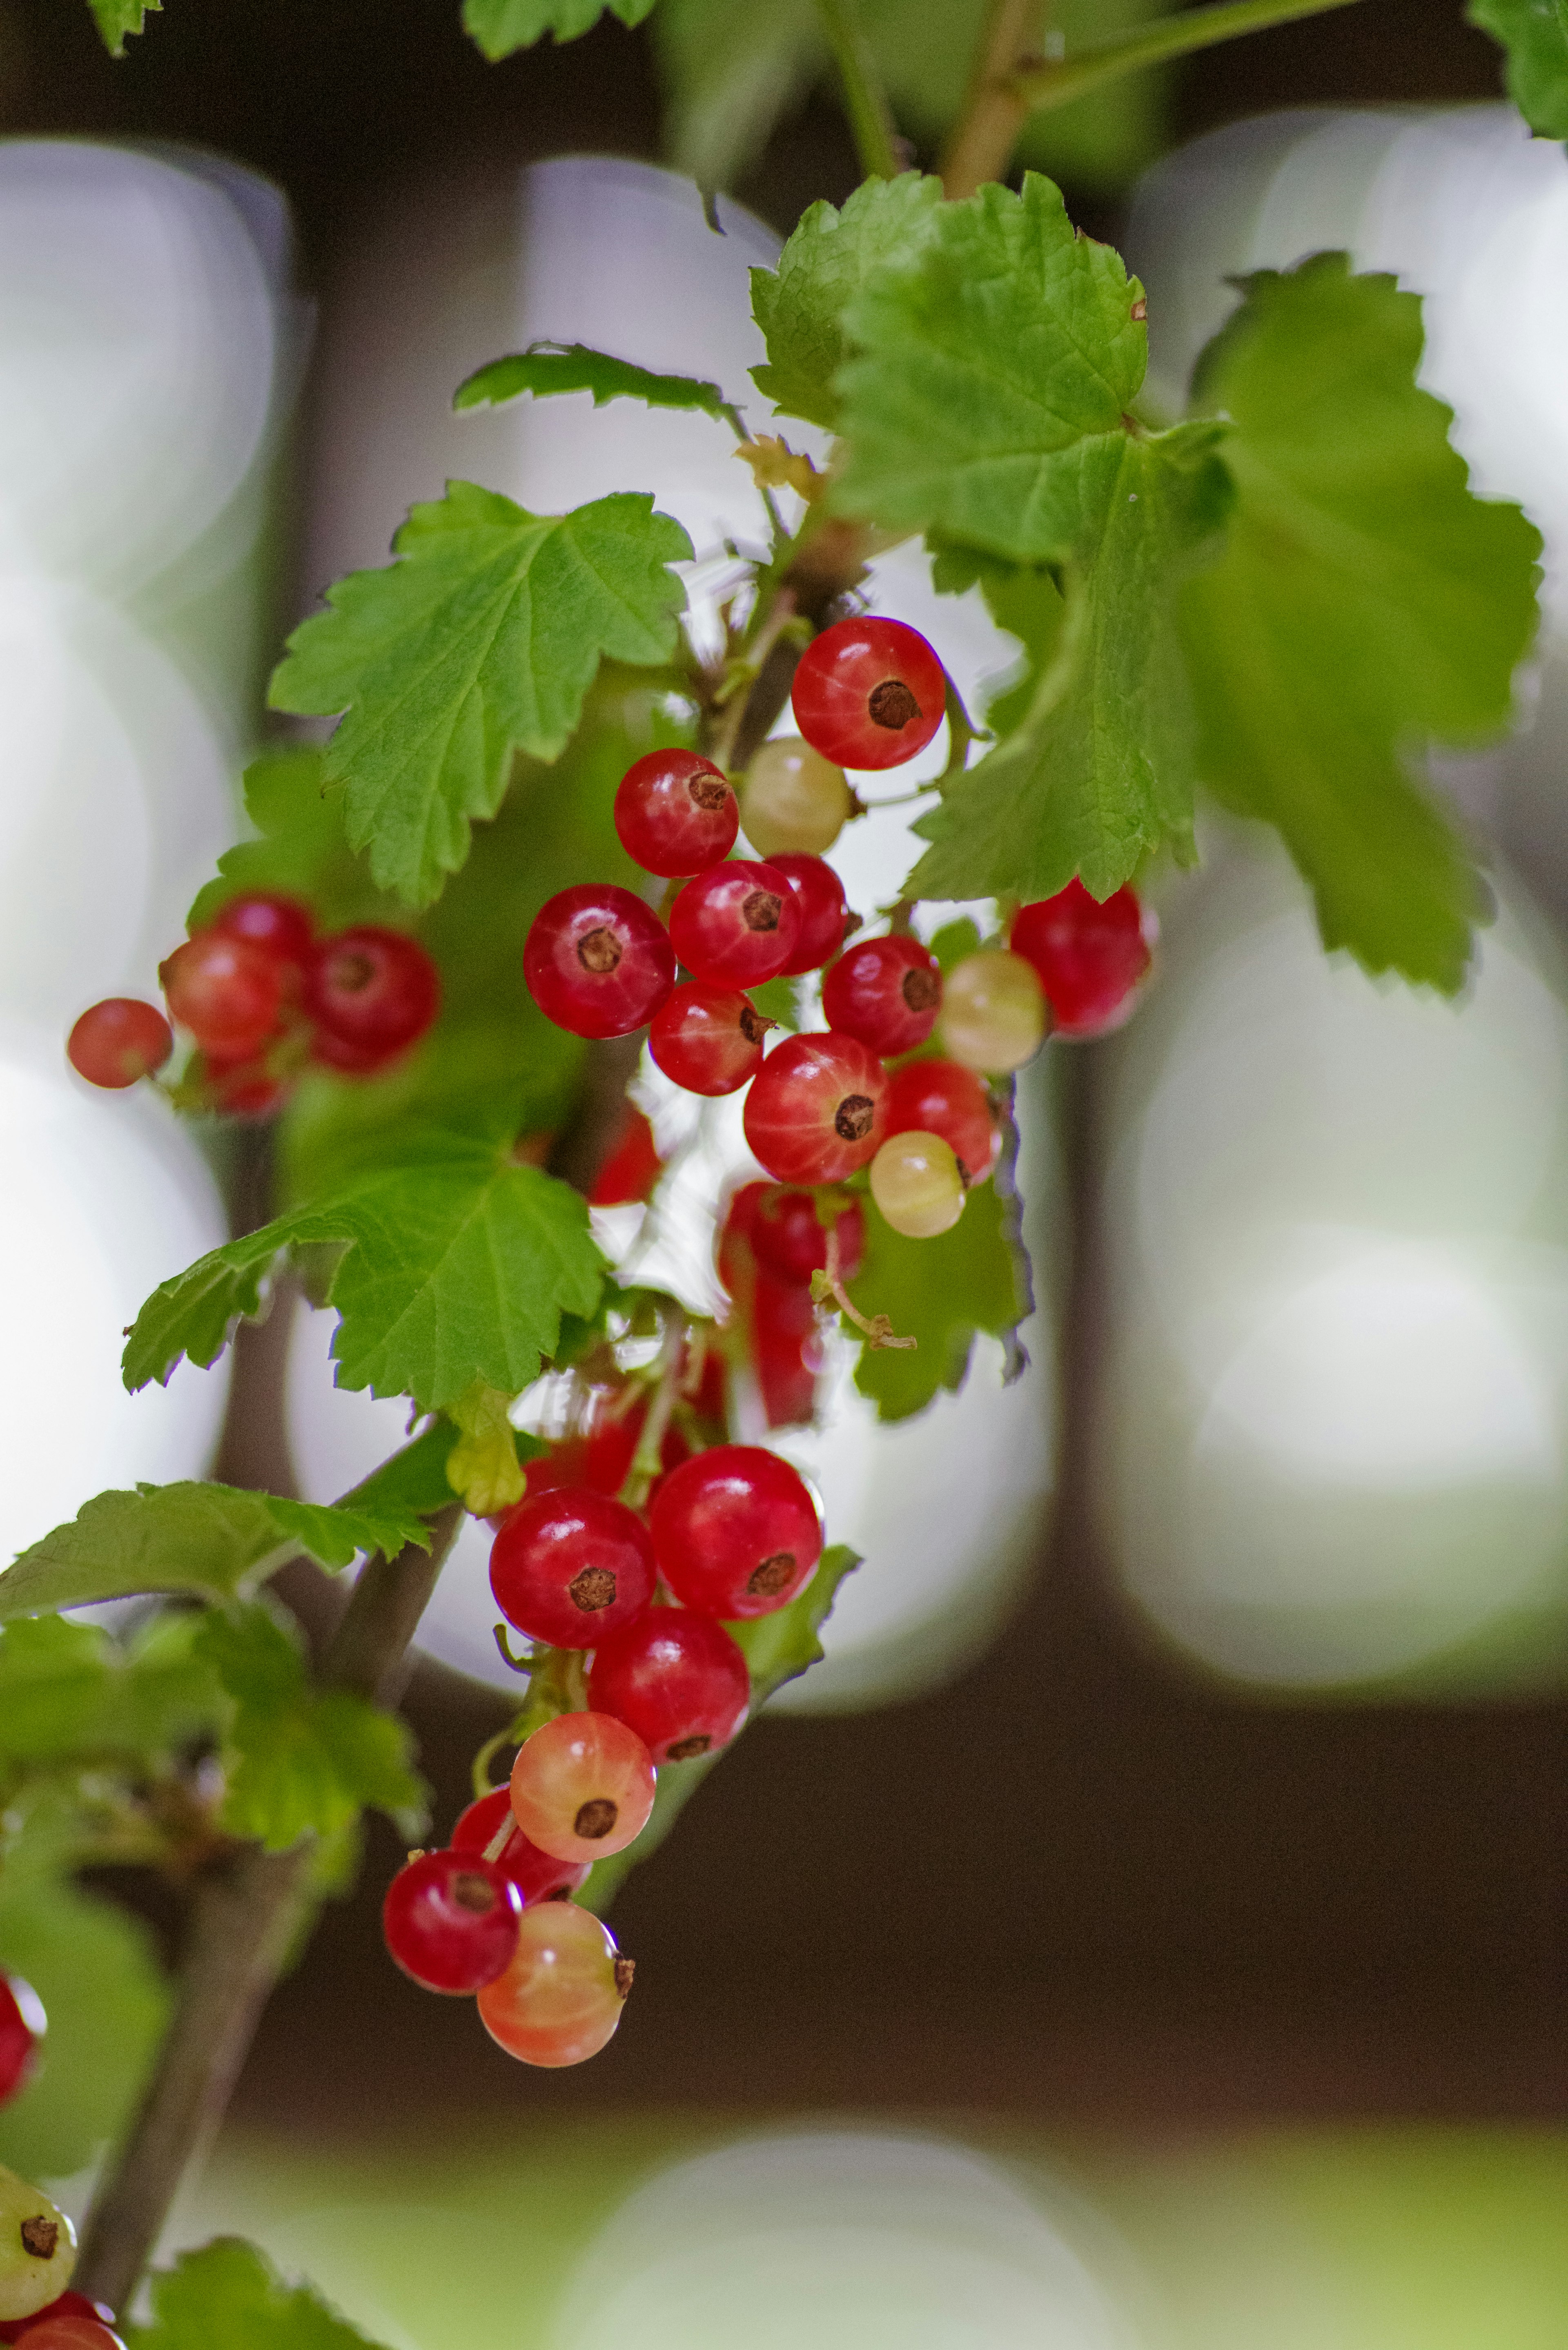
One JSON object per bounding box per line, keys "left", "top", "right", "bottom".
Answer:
{"left": 940, "top": 950, "right": 1045, "bottom": 1073}
{"left": 739, "top": 738, "right": 853, "bottom": 857}
{"left": 870, "top": 1130, "right": 965, "bottom": 1238}
{"left": 0, "top": 2167, "right": 75, "bottom": 2321}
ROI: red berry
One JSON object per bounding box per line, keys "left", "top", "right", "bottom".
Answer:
{"left": 201, "top": 1048, "right": 289, "bottom": 1121}
{"left": 477, "top": 1901, "right": 631, "bottom": 2067}
{"left": 14, "top": 2319, "right": 122, "bottom": 2349}
{"left": 649, "top": 1443, "right": 822, "bottom": 1618}
{"left": 212, "top": 892, "right": 314, "bottom": 967}
{"left": 742, "top": 1031, "right": 888, "bottom": 1185}
{"left": 587, "top": 1610, "right": 749, "bottom": 1764}
{"left": 589, "top": 1104, "right": 663, "bottom": 1206}
{"left": 0, "top": 2295, "right": 118, "bottom": 2346}
{"left": 614, "top": 749, "right": 738, "bottom": 877}
{"left": 451, "top": 1789, "right": 590, "bottom": 1905}
{"left": 580, "top": 1396, "right": 690, "bottom": 1497}
{"left": 748, "top": 1186, "right": 864, "bottom": 1286}
{"left": 752, "top": 1273, "right": 824, "bottom": 1427}
{"left": 884, "top": 1058, "right": 998, "bottom": 1184}
{"left": 668, "top": 861, "right": 801, "bottom": 990}
{"left": 382, "top": 1848, "right": 521, "bottom": 1994}
{"left": 509, "top": 1712, "right": 656, "bottom": 1862}
{"left": 489, "top": 1491, "right": 656, "bottom": 1650}
{"left": 1010, "top": 880, "right": 1152, "bottom": 1037}
{"left": 767, "top": 853, "right": 852, "bottom": 975}
{"left": 306, "top": 926, "right": 440, "bottom": 1072}
{"left": 525, "top": 885, "right": 676, "bottom": 1039}
{"left": 65, "top": 1000, "right": 172, "bottom": 1090}
{"left": 160, "top": 933, "right": 283, "bottom": 1055}
{"left": 0, "top": 1979, "right": 42, "bottom": 2111}
{"left": 822, "top": 934, "right": 941, "bottom": 1058}
{"left": 649, "top": 985, "right": 770, "bottom": 1096}
{"left": 791, "top": 615, "right": 946, "bottom": 771}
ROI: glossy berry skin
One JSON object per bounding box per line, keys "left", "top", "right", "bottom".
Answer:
{"left": 748, "top": 1185, "right": 864, "bottom": 1286}
{"left": 477, "top": 1901, "right": 632, "bottom": 2068}
{"left": 587, "top": 1610, "right": 749, "bottom": 1765}
{"left": 0, "top": 1983, "right": 42, "bottom": 2114}
{"left": 489, "top": 1491, "right": 656, "bottom": 1650}
{"left": 753, "top": 1273, "right": 824, "bottom": 1428}
{"left": 940, "top": 950, "right": 1044, "bottom": 1074}
{"left": 742, "top": 1031, "right": 888, "bottom": 1186}
{"left": 615, "top": 749, "right": 738, "bottom": 877}
{"left": 885, "top": 1058, "right": 997, "bottom": 1184}
{"left": 650, "top": 1444, "right": 822, "bottom": 1619}
{"left": 0, "top": 2169, "right": 75, "bottom": 2323}
{"left": 201, "top": 1048, "right": 288, "bottom": 1121}
{"left": 451, "top": 1790, "right": 590, "bottom": 1906}
{"left": 212, "top": 892, "right": 314, "bottom": 967}
{"left": 0, "top": 2296, "right": 115, "bottom": 2348}
{"left": 306, "top": 927, "right": 440, "bottom": 1072}
{"left": 870, "top": 1130, "right": 965, "bottom": 1238}
{"left": 588, "top": 1104, "right": 663, "bottom": 1206}
{"left": 382, "top": 1849, "right": 521, "bottom": 1995}
{"left": 159, "top": 933, "right": 282, "bottom": 1056}
{"left": 668, "top": 861, "right": 800, "bottom": 990}
{"left": 526, "top": 885, "right": 676, "bottom": 1040}
{"left": 822, "top": 934, "right": 941, "bottom": 1058}
{"left": 739, "top": 738, "right": 851, "bottom": 856}
{"left": 509, "top": 1712, "right": 655, "bottom": 1864}
{"left": 13, "top": 2317, "right": 122, "bottom": 2348}
{"left": 1010, "top": 880, "right": 1152, "bottom": 1037}
{"left": 65, "top": 1000, "right": 172, "bottom": 1090}
{"left": 649, "top": 985, "right": 769, "bottom": 1096}
{"left": 791, "top": 616, "right": 946, "bottom": 771}
{"left": 768, "top": 853, "right": 851, "bottom": 975}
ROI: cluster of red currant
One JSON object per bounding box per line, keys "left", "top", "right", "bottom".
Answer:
{"left": 382, "top": 1436, "right": 823, "bottom": 2067}
{"left": 65, "top": 896, "right": 440, "bottom": 1117}
{"left": 0, "top": 1979, "right": 120, "bottom": 2346}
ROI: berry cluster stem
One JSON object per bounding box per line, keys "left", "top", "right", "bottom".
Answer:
{"left": 811, "top": 1222, "right": 916, "bottom": 1349}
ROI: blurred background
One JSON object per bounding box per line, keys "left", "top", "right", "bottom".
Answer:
{"left": 1, "top": 2, "right": 1566, "bottom": 2343}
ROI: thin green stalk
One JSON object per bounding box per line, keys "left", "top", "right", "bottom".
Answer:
{"left": 1014, "top": 0, "right": 1374, "bottom": 115}
{"left": 812, "top": 0, "right": 902, "bottom": 180}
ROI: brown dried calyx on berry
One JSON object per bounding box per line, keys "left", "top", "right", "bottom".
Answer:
{"left": 868, "top": 678, "right": 920, "bottom": 730}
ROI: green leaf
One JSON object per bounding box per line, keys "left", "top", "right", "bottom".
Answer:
{"left": 269, "top": 486, "right": 693, "bottom": 907}
{"left": 909, "top": 425, "right": 1230, "bottom": 902}
{"left": 187, "top": 747, "right": 400, "bottom": 938}
{"left": 0, "top": 1875, "right": 168, "bottom": 2178}
{"left": 196, "top": 1604, "right": 425, "bottom": 1852}
{"left": 1180, "top": 254, "right": 1542, "bottom": 990}
{"left": 1468, "top": 0, "right": 1568, "bottom": 138}
{"left": 931, "top": 542, "right": 1067, "bottom": 742}
{"left": 0, "top": 1614, "right": 222, "bottom": 1767}
{"left": 925, "top": 916, "right": 984, "bottom": 974}
{"left": 749, "top": 174, "right": 942, "bottom": 431}
{"left": 581, "top": 1547, "right": 862, "bottom": 1915}
{"left": 86, "top": 0, "right": 160, "bottom": 56}
{"left": 833, "top": 174, "right": 1152, "bottom": 564}
{"left": 127, "top": 2237, "right": 392, "bottom": 2350}
{"left": 846, "top": 1184, "right": 1029, "bottom": 1422}
{"left": 747, "top": 972, "right": 803, "bottom": 1033}
{"left": 456, "top": 342, "right": 732, "bottom": 420}
{"left": 0, "top": 1483, "right": 430, "bottom": 1625}
{"left": 125, "top": 1139, "right": 605, "bottom": 1414}
{"left": 463, "top": 0, "right": 658, "bottom": 60}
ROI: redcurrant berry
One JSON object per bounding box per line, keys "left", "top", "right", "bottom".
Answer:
{"left": 451, "top": 1789, "right": 590, "bottom": 1905}
{"left": 588, "top": 1104, "right": 663, "bottom": 1206}
{"left": 65, "top": 1000, "right": 172, "bottom": 1090}
{"left": 509, "top": 1712, "right": 655, "bottom": 1862}
{"left": 212, "top": 892, "right": 314, "bottom": 968}
{"left": 649, "top": 1444, "right": 822, "bottom": 1618}
{"left": 940, "top": 950, "right": 1045, "bottom": 1074}
{"left": 739, "top": 739, "right": 851, "bottom": 856}
{"left": 1010, "top": 879, "right": 1153, "bottom": 1037}
{"left": 869, "top": 1130, "right": 964, "bottom": 1237}
{"left": 0, "top": 2295, "right": 117, "bottom": 2347}
{"left": 0, "top": 1983, "right": 41, "bottom": 2114}
{"left": 587, "top": 1610, "right": 749, "bottom": 1764}
{"left": 822, "top": 934, "right": 941, "bottom": 1058}
{"left": 885, "top": 1059, "right": 997, "bottom": 1184}
{"left": 768, "top": 852, "right": 852, "bottom": 975}
{"left": 489, "top": 1491, "right": 656, "bottom": 1650}
{"left": 159, "top": 934, "right": 282, "bottom": 1056}
{"left": 0, "top": 2173, "right": 75, "bottom": 2325}
{"left": 742, "top": 1031, "right": 888, "bottom": 1185}
{"left": 581, "top": 1396, "right": 690, "bottom": 1498}
{"left": 305, "top": 927, "right": 440, "bottom": 1072}
{"left": 649, "top": 984, "right": 769, "bottom": 1096}
{"left": 526, "top": 885, "right": 676, "bottom": 1039}
{"left": 753, "top": 1273, "right": 824, "bottom": 1428}
{"left": 201, "top": 1048, "right": 289, "bottom": 1121}
{"left": 614, "top": 749, "right": 738, "bottom": 877}
{"left": 382, "top": 1849, "right": 521, "bottom": 1994}
{"left": 477, "top": 1901, "right": 632, "bottom": 2067}
{"left": 791, "top": 616, "right": 945, "bottom": 771}
{"left": 15, "top": 2314, "right": 122, "bottom": 2348}
{"left": 748, "top": 1186, "right": 864, "bottom": 1286}
{"left": 668, "top": 861, "right": 801, "bottom": 990}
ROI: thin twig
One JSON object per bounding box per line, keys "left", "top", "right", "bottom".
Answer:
{"left": 811, "top": 1223, "right": 916, "bottom": 1349}
{"left": 811, "top": 0, "right": 902, "bottom": 181}
{"left": 941, "top": 0, "right": 1047, "bottom": 201}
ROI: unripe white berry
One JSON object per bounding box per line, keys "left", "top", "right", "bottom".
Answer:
{"left": 739, "top": 738, "right": 852, "bottom": 856}
{"left": 0, "top": 2167, "right": 75, "bottom": 2320}
{"left": 939, "top": 950, "right": 1044, "bottom": 1073}
{"left": 870, "top": 1130, "right": 965, "bottom": 1238}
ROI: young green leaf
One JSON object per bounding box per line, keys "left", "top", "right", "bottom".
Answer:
{"left": 0, "top": 1614, "right": 222, "bottom": 1767}
{"left": 125, "top": 1140, "right": 605, "bottom": 1414}
{"left": 846, "top": 1185, "right": 1029, "bottom": 1422}
{"left": 0, "top": 1483, "right": 431, "bottom": 1626}
{"left": 1180, "top": 254, "right": 1542, "bottom": 990}
{"left": 269, "top": 486, "right": 693, "bottom": 906}
{"left": 833, "top": 174, "right": 1152, "bottom": 562}
{"left": 196, "top": 1603, "right": 425, "bottom": 1851}
{"left": 186, "top": 747, "right": 399, "bottom": 937}
{"left": 463, "top": 0, "right": 658, "bottom": 60}
{"left": 456, "top": 342, "right": 734, "bottom": 421}
{"left": 86, "top": 0, "right": 160, "bottom": 57}
{"left": 127, "top": 2236, "right": 392, "bottom": 2350}
{"left": 750, "top": 174, "right": 942, "bottom": 430}
{"left": 909, "top": 426, "right": 1229, "bottom": 902}
{"left": 1468, "top": 0, "right": 1568, "bottom": 138}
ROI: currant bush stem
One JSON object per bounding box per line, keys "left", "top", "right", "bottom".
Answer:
{"left": 1011, "top": 0, "right": 1375, "bottom": 118}
{"left": 619, "top": 1311, "right": 688, "bottom": 1509}
{"left": 941, "top": 0, "right": 1049, "bottom": 202}
{"left": 811, "top": 0, "right": 902, "bottom": 181}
